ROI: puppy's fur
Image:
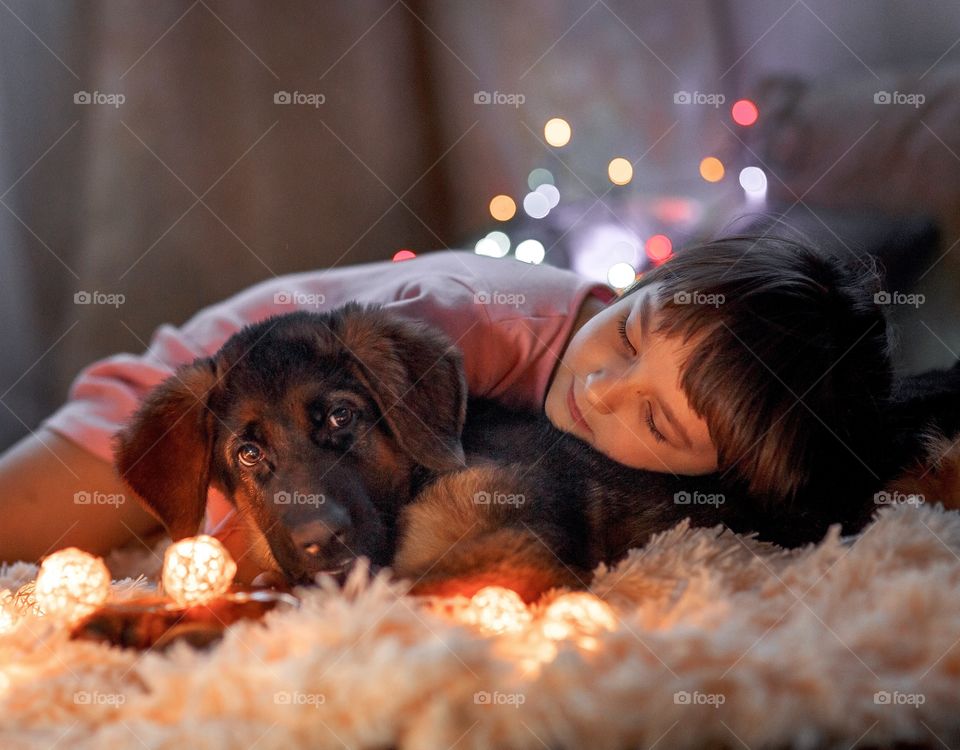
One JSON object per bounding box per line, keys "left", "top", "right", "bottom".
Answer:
{"left": 113, "top": 304, "right": 960, "bottom": 601}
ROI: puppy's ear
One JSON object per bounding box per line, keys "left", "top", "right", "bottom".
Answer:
{"left": 338, "top": 303, "right": 467, "bottom": 472}
{"left": 112, "top": 358, "right": 220, "bottom": 540}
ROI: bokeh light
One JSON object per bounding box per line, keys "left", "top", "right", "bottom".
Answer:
{"left": 34, "top": 547, "right": 111, "bottom": 622}
{"left": 544, "top": 117, "right": 572, "bottom": 147}
{"left": 535, "top": 183, "right": 560, "bottom": 209}
{"left": 486, "top": 230, "right": 511, "bottom": 256}
{"left": 699, "top": 156, "right": 725, "bottom": 182}
{"left": 523, "top": 191, "right": 551, "bottom": 219}
{"left": 515, "top": 239, "right": 546, "bottom": 264}
{"left": 527, "top": 168, "right": 555, "bottom": 190}
{"left": 738, "top": 166, "right": 767, "bottom": 194}
{"left": 607, "top": 262, "right": 637, "bottom": 289}
{"left": 607, "top": 157, "right": 634, "bottom": 186}
{"left": 474, "top": 237, "right": 501, "bottom": 257}
{"left": 731, "top": 99, "right": 759, "bottom": 126}
{"left": 489, "top": 194, "right": 517, "bottom": 222}
{"left": 645, "top": 234, "right": 673, "bottom": 262}
{"left": 392, "top": 249, "right": 416, "bottom": 262}
{"left": 162, "top": 535, "right": 237, "bottom": 607}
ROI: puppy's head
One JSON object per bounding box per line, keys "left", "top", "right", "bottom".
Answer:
{"left": 113, "top": 302, "right": 467, "bottom": 585}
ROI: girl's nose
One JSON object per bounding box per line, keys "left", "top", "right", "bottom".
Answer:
{"left": 584, "top": 371, "right": 623, "bottom": 415}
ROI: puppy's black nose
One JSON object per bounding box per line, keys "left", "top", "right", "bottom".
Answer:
{"left": 291, "top": 507, "right": 351, "bottom": 558}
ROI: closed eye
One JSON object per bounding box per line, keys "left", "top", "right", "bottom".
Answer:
{"left": 616, "top": 312, "right": 636, "bottom": 355}
{"left": 617, "top": 311, "right": 670, "bottom": 446}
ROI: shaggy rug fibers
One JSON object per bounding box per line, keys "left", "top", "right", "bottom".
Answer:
{"left": 1, "top": 503, "right": 960, "bottom": 749}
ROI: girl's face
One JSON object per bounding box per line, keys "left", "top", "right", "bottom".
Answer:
{"left": 544, "top": 282, "right": 719, "bottom": 475}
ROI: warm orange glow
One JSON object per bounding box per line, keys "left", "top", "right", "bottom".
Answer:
{"left": 544, "top": 117, "right": 572, "bottom": 147}
{"left": 463, "top": 586, "right": 531, "bottom": 634}
{"left": 34, "top": 547, "right": 111, "bottom": 621}
{"left": 489, "top": 194, "right": 517, "bottom": 222}
{"left": 699, "top": 156, "right": 725, "bottom": 182}
{"left": 607, "top": 157, "right": 634, "bottom": 186}
{"left": 162, "top": 535, "right": 237, "bottom": 607}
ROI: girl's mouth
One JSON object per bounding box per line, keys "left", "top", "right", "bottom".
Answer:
{"left": 567, "top": 382, "right": 593, "bottom": 437}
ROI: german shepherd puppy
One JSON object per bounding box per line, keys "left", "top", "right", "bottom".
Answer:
{"left": 113, "top": 303, "right": 960, "bottom": 602}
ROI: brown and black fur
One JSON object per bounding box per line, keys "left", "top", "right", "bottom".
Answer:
{"left": 113, "top": 303, "right": 960, "bottom": 603}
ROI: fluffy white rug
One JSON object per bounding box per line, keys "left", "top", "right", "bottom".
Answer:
{"left": 1, "top": 502, "right": 959, "bottom": 749}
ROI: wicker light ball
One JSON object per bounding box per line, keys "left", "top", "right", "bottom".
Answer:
{"left": 162, "top": 535, "right": 237, "bottom": 607}
{"left": 34, "top": 547, "right": 111, "bottom": 621}
{"left": 464, "top": 586, "right": 532, "bottom": 635}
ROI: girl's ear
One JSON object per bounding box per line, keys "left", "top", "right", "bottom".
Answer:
{"left": 111, "top": 358, "right": 221, "bottom": 540}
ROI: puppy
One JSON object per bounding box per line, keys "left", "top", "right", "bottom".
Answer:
{"left": 113, "top": 303, "right": 958, "bottom": 602}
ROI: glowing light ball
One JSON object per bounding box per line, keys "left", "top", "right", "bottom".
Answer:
{"left": 738, "top": 166, "right": 768, "bottom": 195}
{"left": 607, "top": 157, "right": 634, "bottom": 186}
{"left": 392, "top": 249, "right": 416, "bottom": 262}
{"left": 162, "top": 535, "right": 237, "bottom": 607}
{"left": 527, "top": 168, "right": 555, "bottom": 190}
{"left": 699, "top": 156, "right": 725, "bottom": 182}
{"left": 607, "top": 262, "right": 637, "bottom": 289}
{"left": 522, "top": 191, "right": 551, "bottom": 219}
{"left": 486, "top": 230, "right": 511, "bottom": 256}
{"left": 544, "top": 117, "right": 571, "bottom": 147}
{"left": 542, "top": 593, "right": 617, "bottom": 641}
{"left": 515, "top": 239, "right": 545, "bottom": 264}
{"left": 535, "top": 183, "right": 560, "bottom": 209}
{"left": 34, "top": 547, "right": 111, "bottom": 621}
{"left": 645, "top": 234, "right": 673, "bottom": 263}
{"left": 489, "top": 194, "right": 517, "bottom": 222}
{"left": 731, "top": 98, "right": 759, "bottom": 126}
{"left": 464, "top": 586, "right": 531, "bottom": 634}
{"left": 13, "top": 582, "right": 43, "bottom": 616}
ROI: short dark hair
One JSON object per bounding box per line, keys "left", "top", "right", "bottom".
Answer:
{"left": 619, "top": 235, "right": 893, "bottom": 507}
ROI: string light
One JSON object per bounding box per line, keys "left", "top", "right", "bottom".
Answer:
{"left": 699, "top": 156, "right": 725, "bottom": 182}
{"left": 607, "top": 157, "right": 634, "bottom": 186}
{"left": 489, "top": 194, "right": 517, "bottom": 222}
{"left": 731, "top": 98, "right": 759, "bottom": 126}
{"left": 544, "top": 118, "right": 571, "bottom": 147}
{"left": 34, "top": 547, "right": 111, "bottom": 622}
{"left": 463, "top": 586, "right": 531, "bottom": 634}
{"left": 162, "top": 535, "right": 237, "bottom": 608}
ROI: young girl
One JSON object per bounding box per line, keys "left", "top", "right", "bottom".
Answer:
{"left": 0, "top": 236, "right": 892, "bottom": 573}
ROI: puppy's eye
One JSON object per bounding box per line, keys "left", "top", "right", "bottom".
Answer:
{"left": 237, "top": 443, "right": 264, "bottom": 467}
{"left": 328, "top": 406, "right": 355, "bottom": 429}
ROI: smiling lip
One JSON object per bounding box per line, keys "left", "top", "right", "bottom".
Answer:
{"left": 567, "top": 383, "right": 593, "bottom": 436}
